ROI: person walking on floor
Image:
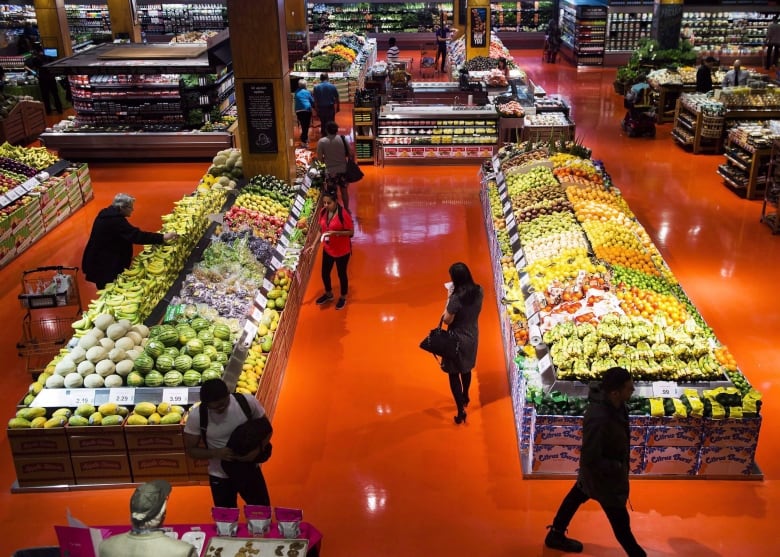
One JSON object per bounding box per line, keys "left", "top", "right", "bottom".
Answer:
{"left": 82, "top": 193, "right": 178, "bottom": 289}
{"left": 313, "top": 72, "right": 340, "bottom": 138}
{"left": 315, "top": 190, "right": 354, "bottom": 311}
{"left": 183, "top": 379, "right": 273, "bottom": 508}
{"left": 316, "top": 120, "right": 353, "bottom": 210}
{"left": 766, "top": 16, "right": 780, "bottom": 69}
{"left": 435, "top": 23, "right": 449, "bottom": 73}
{"left": 696, "top": 56, "right": 717, "bottom": 93}
{"left": 294, "top": 79, "right": 315, "bottom": 149}
{"left": 99, "top": 480, "right": 197, "bottom": 557}
{"left": 545, "top": 18, "right": 562, "bottom": 63}
{"left": 545, "top": 367, "right": 647, "bottom": 557}
{"left": 25, "top": 45, "right": 62, "bottom": 114}
{"left": 441, "top": 262, "right": 483, "bottom": 425}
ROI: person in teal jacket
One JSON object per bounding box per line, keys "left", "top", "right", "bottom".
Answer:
{"left": 294, "top": 79, "right": 315, "bottom": 149}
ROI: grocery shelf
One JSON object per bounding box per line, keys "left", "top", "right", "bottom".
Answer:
{"left": 40, "top": 131, "right": 232, "bottom": 160}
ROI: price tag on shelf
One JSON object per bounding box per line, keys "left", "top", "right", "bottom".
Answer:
{"left": 65, "top": 388, "right": 95, "bottom": 407}
{"left": 294, "top": 197, "right": 304, "bottom": 212}
{"left": 250, "top": 305, "right": 263, "bottom": 323}
{"left": 0, "top": 194, "right": 10, "bottom": 208}
{"left": 497, "top": 176, "right": 507, "bottom": 192}
{"left": 270, "top": 254, "right": 283, "bottom": 270}
{"left": 6, "top": 189, "right": 20, "bottom": 202}
{"left": 527, "top": 313, "right": 540, "bottom": 327}
{"left": 283, "top": 222, "right": 294, "bottom": 236}
{"left": 538, "top": 353, "right": 553, "bottom": 373}
{"left": 278, "top": 233, "right": 290, "bottom": 248}
{"left": 525, "top": 296, "right": 538, "bottom": 318}
{"left": 519, "top": 272, "right": 531, "bottom": 290}
{"left": 512, "top": 250, "right": 524, "bottom": 267}
{"left": 263, "top": 277, "right": 274, "bottom": 291}
{"left": 241, "top": 320, "right": 258, "bottom": 348}
{"left": 492, "top": 156, "right": 500, "bottom": 173}
{"left": 161, "top": 388, "right": 189, "bottom": 406}
{"left": 253, "top": 293, "right": 267, "bottom": 310}
{"left": 502, "top": 199, "right": 511, "bottom": 214}
{"left": 22, "top": 178, "right": 39, "bottom": 192}
{"left": 108, "top": 388, "right": 135, "bottom": 405}
{"left": 12, "top": 185, "right": 27, "bottom": 198}
{"left": 302, "top": 174, "right": 312, "bottom": 189}
{"left": 652, "top": 381, "right": 679, "bottom": 398}
{"left": 509, "top": 229, "right": 519, "bottom": 246}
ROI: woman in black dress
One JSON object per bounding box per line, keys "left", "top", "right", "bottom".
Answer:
{"left": 441, "top": 262, "right": 483, "bottom": 424}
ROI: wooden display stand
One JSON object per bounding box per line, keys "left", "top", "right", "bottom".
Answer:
{"left": 762, "top": 139, "right": 780, "bottom": 234}
{"left": 672, "top": 98, "right": 723, "bottom": 154}
{"left": 717, "top": 130, "right": 772, "bottom": 199}
{"left": 352, "top": 106, "right": 376, "bottom": 164}
{"left": 0, "top": 101, "right": 47, "bottom": 145}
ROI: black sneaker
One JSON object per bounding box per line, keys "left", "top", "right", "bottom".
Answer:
{"left": 545, "top": 528, "right": 583, "bottom": 553}
{"left": 335, "top": 297, "right": 347, "bottom": 310}
{"left": 316, "top": 293, "right": 334, "bottom": 305}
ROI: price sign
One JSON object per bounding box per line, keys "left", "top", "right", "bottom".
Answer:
{"left": 22, "top": 178, "right": 39, "bottom": 192}
{"left": 278, "top": 233, "right": 290, "bottom": 248}
{"left": 270, "top": 255, "right": 283, "bottom": 270}
{"left": 244, "top": 319, "right": 258, "bottom": 340}
{"left": 509, "top": 230, "right": 520, "bottom": 246}
{"left": 283, "top": 222, "right": 294, "bottom": 236}
{"left": 519, "top": 272, "right": 531, "bottom": 290}
{"left": 0, "top": 194, "right": 10, "bottom": 207}
{"left": 6, "top": 189, "right": 20, "bottom": 202}
{"left": 294, "top": 197, "right": 304, "bottom": 211}
{"left": 263, "top": 278, "right": 274, "bottom": 291}
{"left": 502, "top": 199, "right": 511, "bottom": 214}
{"left": 505, "top": 211, "right": 516, "bottom": 226}
{"left": 652, "top": 381, "right": 679, "bottom": 398}
{"left": 65, "top": 388, "right": 95, "bottom": 407}
{"left": 108, "top": 388, "right": 135, "bottom": 405}
{"left": 527, "top": 313, "right": 540, "bottom": 327}
{"left": 162, "top": 388, "right": 189, "bottom": 405}
{"left": 12, "top": 186, "right": 26, "bottom": 198}
{"left": 492, "top": 156, "right": 500, "bottom": 173}
{"left": 513, "top": 250, "right": 524, "bottom": 267}
{"left": 525, "top": 295, "right": 538, "bottom": 317}
{"left": 303, "top": 174, "right": 312, "bottom": 189}
{"left": 253, "top": 295, "right": 267, "bottom": 312}
{"left": 208, "top": 213, "right": 224, "bottom": 224}
{"left": 538, "top": 353, "right": 553, "bottom": 372}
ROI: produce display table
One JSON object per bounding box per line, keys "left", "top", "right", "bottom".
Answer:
{"left": 0, "top": 100, "right": 47, "bottom": 145}
{"left": 480, "top": 147, "right": 763, "bottom": 480}
{"left": 93, "top": 522, "right": 323, "bottom": 556}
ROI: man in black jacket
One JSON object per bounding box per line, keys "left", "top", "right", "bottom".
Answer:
{"left": 696, "top": 56, "right": 717, "bottom": 93}
{"left": 545, "top": 367, "right": 647, "bottom": 556}
{"left": 82, "top": 193, "right": 177, "bottom": 289}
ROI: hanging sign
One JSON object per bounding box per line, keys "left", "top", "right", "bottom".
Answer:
{"left": 470, "top": 7, "right": 487, "bottom": 48}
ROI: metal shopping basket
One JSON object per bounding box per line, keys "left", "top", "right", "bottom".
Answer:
{"left": 16, "top": 266, "right": 82, "bottom": 375}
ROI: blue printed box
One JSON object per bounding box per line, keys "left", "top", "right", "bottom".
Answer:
{"left": 645, "top": 417, "right": 703, "bottom": 447}
{"left": 642, "top": 445, "right": 699, "bottom": 475}
{"left": 534, "top": 425, "right": 582, "bottom": 446}
{"left": 701, "top": 417, "right": 761, "bottom": 449}
{"left": 629, "top": 446, "right": 644, "bottom": 475}
{"left": 531, "top": 444, "right": 580, "bottom": 474}
{"left": 697, "top": 445, "right": 756, "bottom": 476}
{"left": 534, "top": 414, "right": 583, "bottom": 427}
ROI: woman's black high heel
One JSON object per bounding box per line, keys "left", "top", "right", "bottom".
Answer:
{"left": 454, "top": 410, "right": 467, "bottom": 424}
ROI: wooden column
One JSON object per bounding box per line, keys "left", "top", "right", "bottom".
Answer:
{"left": 228, "top": 0, "right": 295, "bottom": 183}
{"left": 33, "top": 0, "right": 71, "bottom": 57}
{"left": 285, "top": 0, "right": 307, "bottom": 32}
{"left": 466, "top": 0, "right": 491, "bottom": 61}
{"left": 107, "top": 0, "right": 141, "bottom": 43}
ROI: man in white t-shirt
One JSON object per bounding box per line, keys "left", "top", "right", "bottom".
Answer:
{"left": 184, "top": 379, "right": 271, "bottom": 507}
{"left": 387, "top": 37, "right": 400, "bottom": 66}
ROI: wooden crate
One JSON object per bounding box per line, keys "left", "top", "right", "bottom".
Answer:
{"left": 0, "top": 101, "right": 47, "bottom": 144}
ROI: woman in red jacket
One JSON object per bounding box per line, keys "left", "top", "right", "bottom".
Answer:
{"left": 315, "top": 190, "right": 354, "bottom": 310}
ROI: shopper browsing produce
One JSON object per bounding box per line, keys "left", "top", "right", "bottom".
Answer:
{"left": 722, "top": 59, "right": 748, "bottom": 87}
{"left": 387, "top": 36, "right": 400, "bottom": 66}
{"left": 82, "top": 193, "right": 178, "bottom": 289}
{"left": 315, "top": 190, "right": 354, "bottom": 310}
{"left": 184, "top": 379, "right": 272, "bottom": 508}
{"left": 312, "top": 72, "right": 340, "bottom": 138}
{"left": 441, "top": 262, "right": 483, "bottom": 425}
{"left": 294, "top": 79, "right": 315, "bottom": 149}
{"left": 98, "top": 480, "right": 197, "bottom": 557}
{"left": 696, "top": 56, "right": 717, "bottom": 93}
{"left": 544, "top": 367, "right": 647, "bottom": 557}
{"left": 316, "top": 121, "right": 352, "bottom": 210}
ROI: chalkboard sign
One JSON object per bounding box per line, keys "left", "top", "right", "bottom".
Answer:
{"left": 243, "top": 82, "right": 278, "bottom": 154}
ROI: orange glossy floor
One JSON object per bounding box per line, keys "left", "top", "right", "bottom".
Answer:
{"left": 1, "top": 52, "right": 779, "bottom": 556}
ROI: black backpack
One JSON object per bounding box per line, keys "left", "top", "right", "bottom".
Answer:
{"left": 199, "top": 393, "right": 273, "bottom": 464}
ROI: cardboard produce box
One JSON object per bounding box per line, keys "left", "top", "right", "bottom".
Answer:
{"left": 14, "top": 453, "right": 74, "bottom": 487}
{"left": 71, "top": 452, "right": 132, "bottom": 484}
{"left": 643, "top": 445, "right": 699, "bottom": 475}
{"left": 129, "top": 451, "right": 190, "bottom": 481}
{"left": 124, "top": 423, "right": 184, "bottom": 452}
{"left": 701, "top": 417, "right": 761, "bottom": 449}
{"left": 645, "top": 416, "right": 703, "bottom": 447}
{"left": 697, "top": 445, "right": 756, "bottom": 476}
{"left": 67, "top": 424, "right": 127, "bottom": 453}
{"left": 8, "top": 425, "right": 70, "bottom": 456}
{"left": 531, "top": 444, "right": 580, "bottom": 474}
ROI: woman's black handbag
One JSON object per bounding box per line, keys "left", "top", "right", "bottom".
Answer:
{"left": 341, "top": 135, "right": 365, "bottom": 183}
{"left": 419, "top": 318, "right": 459, "bottom": 360}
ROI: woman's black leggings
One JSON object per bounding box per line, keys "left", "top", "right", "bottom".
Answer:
{"left": 322, "top": 251, "right": 350, "bottom": 297}
{"left": 448, "top": 371, "right": 472, "bottom": 412}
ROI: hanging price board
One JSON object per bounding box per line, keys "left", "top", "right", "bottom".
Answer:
{"left": 108, "top": 388, "right": 135, "bottom": 405}
{"left": 65, "top": 388, "right": 95, "bottom": 407}
{"left": 652, "top": 381, "right": 679, "bottom": 398}
{"left": 162, "top": 388, "right": 189, "bottom": 405}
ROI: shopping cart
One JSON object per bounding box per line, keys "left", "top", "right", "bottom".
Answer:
{"left": 420, "top": 42, "right": 437, "bottom": 79}
{"left": 16, "top": 266, "right": 82, "bottom": 375}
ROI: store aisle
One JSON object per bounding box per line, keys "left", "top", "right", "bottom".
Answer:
{"left": 0, "top": 53, "right": 778, "bottom": 556}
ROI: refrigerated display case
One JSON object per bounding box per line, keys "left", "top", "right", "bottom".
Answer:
{"left": 560, "top": 0, "right": 607, "bottom": 66}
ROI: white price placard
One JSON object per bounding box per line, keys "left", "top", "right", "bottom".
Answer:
{"left": 538, "top": 353, "right": 553, "bottom": 372}
{"left": 525, "top": 296, "right": 538, "bottom": 317}
{"left": 527, "top": 313, "right": 540, "bottom": 327}
{"left": 502, "top": 200, "right": 511, "bottom": 214}
{"left": 278, "top": 233, "right": 290, "bottom": 248}
{"left": 22, "top": 178, "right": 39, "bottom": 192}
{"left": 243, "top": 321, "right": 258, "bottom": 344}
{"left": 294, "top": 197, "right": 304, "bottom": 211}
{"left": 303, "top": 175, "right": 312, "bottom": 189}
{"left": 283, "top": 222, "right": 294, "bottom": 235}
{"left": 251, "top": 306, "right": 263, "bottom": 323}
{"left": 162, "top": 388, "right": 189, "bottom": 405}
{"left": 652, "top": 381, "right": 679, "bottom": 398}
{"left": 65, "top": 388, "right": 95, "bottom": 407}
{"left": 108, "top": 388, "right": 135, "bottom": 405}
{"left": 513, "top": 250, "right": 524, "bottom": 266}
{"left": 6, "top": 189, "right": 20, "bottom": 201}
{"left": 13, "top": 186, "right": 27, "bottom": 198}
{"left": 509, "top": 230, "right": 520, "bottom": 245}
{"left": 0, "top": 194, "right": 10, "bottom": 207}
{"left": 263, "top": 278, "right": 274, "bottom": 291}
{"left": 270, "top": 255, "right": 283, "bottom": 270}
{"left": 506, "top": 213, "right": 516, "bottom": 227}
{"left": 254, "top": 292, "right": 267, "bottom": 309}
{"left": 492, "top": 156, "right": 500, "bottom": 173}
{"left": 519, "top": 273, "right": 531, "bottom": 290}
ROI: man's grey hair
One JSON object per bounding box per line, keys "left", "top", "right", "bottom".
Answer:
{"left": 112, "top": 193, "right": 135, "bottom": 210}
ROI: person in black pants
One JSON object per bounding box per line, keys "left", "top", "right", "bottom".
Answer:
{"left": 25, "top": 45, "right": 62, "bottom": 114}
{"left": 435, "top": 24, "right": 449, "bottom": 73}
{"left": 315, "top": 190, "right": 354, "bottom": 311}
{"left": 766, "top": 16, "right": 780, "bottom": 69}
{"left": 545, "top": 367, "right": 647, "bottom": 556}
{"left": 696, "top": 56, "right": 717, "bottom": 93}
